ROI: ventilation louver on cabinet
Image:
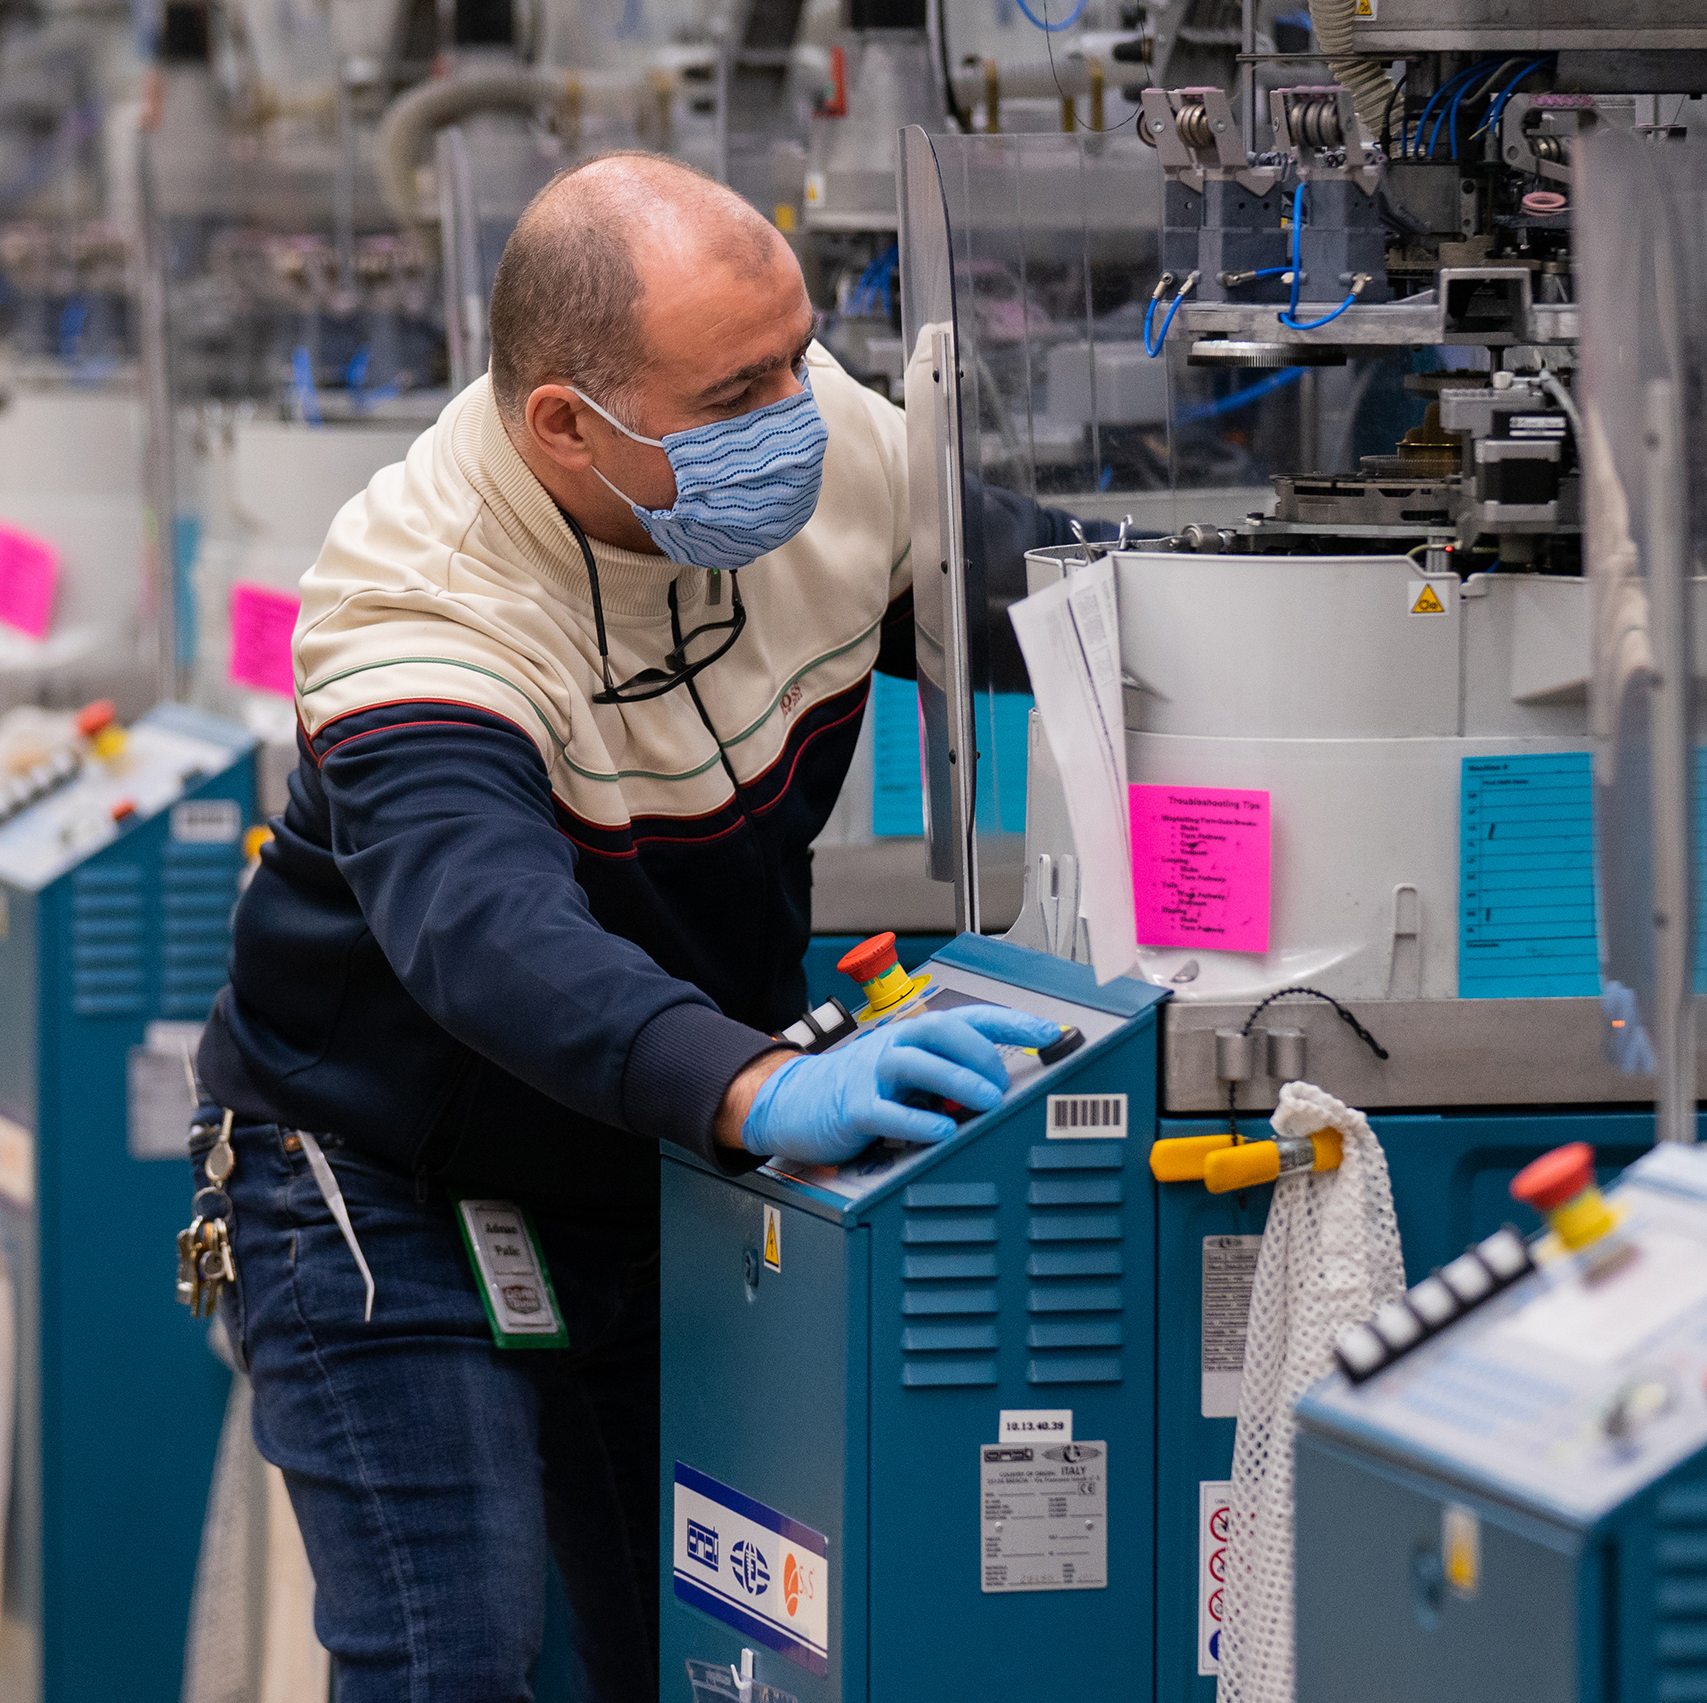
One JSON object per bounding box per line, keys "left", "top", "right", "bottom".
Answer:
{"left": 159, "top": 842, "right": 238, "bottom": 1019}
{"left": 70, "top": 865, "right": 145, "bottom": 1017}
{"left": 900, "top": 1181, "right": 999, "bottom": 1388}
{"left": 1025, "top": 1144, "right": 1125, "bottom": 1387}
{"left": 1655, "top": 1466, "right": 1707, "bottom": 1702}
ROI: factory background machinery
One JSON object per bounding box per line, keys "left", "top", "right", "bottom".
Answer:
{"left": 0, "top": 1, "right": 1188, "bottom": 1698}
{"left": 1286, "top": 117, "right": 1707, "bottom": 1703}
{"left": 0, "top": 0, "right": 1701, "bottom": 1691}
{"left": 765, "top": 0, "right": 1707, "bottom": 1698}
{"left": 0, "top": 702, "right": 254, "bottom": 1700}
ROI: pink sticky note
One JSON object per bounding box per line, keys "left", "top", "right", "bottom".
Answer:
{"left": 0, "top": 525, "right": 59, "bottom": 639}
{"left": 229, "top": 582, "right": 300, "bottom": 698}
{"left": 1130, "top": 783, "right": 1271, "bottom": 955}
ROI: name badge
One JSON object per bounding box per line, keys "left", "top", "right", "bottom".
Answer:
{"left": 455, "top": 1198, "right": 569, "bottom": 1349}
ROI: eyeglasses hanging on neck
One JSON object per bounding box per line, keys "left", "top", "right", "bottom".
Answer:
{"left": 561, "top": 508, "right": 748, "bottom": 707}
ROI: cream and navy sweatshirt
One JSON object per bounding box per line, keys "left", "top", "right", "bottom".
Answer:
{"left": 197, "top": 348, "right": 1097, "bottom": 1216}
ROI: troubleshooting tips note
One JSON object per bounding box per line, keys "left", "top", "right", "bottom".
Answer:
{"left": 1130, "top": 784, "right": 1271, "bottom": 955}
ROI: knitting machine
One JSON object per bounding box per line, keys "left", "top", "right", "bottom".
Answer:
{"left": 892, "top": 5, "right": 1707, "bottom": 1699}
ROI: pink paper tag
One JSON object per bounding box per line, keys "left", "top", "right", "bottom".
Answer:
{"left": 229, "top": 582, "right": 300, "bottom": 698}
{"left": 0, "top": 525, "right": 59, "bottom": 639}
{"left": 1130, "top": 783, "right": 1272, "bottom": 955}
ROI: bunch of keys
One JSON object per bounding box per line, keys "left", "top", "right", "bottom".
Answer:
{"left": 176, "top": 1211, "right": 234, "bottom": 1317}
{"left": 177, "top": 1109, "right": 236, "bottom": 1318}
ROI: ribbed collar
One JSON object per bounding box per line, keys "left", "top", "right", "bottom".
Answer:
{"left": 456, "top": 374, "right": 705, "bottom": 624}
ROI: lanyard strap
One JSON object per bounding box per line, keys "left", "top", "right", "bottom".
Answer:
{"left": 296, "top": 1132, "right": 377, "bottom": 1323}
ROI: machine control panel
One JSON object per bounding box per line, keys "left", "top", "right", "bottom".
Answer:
{"left": 1302, "top": 1144, "right": 1707, "bottom": 1522}
{"left": 760, "top": 935, "right": 1139, "bottom": 1210}
{"left": 1336, "top": 1228, "right": 1534, "bottom": 1383}
{"left": 0, "top": 703, "right": 250, "bottom": 892}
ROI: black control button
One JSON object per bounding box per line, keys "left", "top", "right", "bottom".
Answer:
{"left": 1038, "top": 1025, "right": 1085, "bottom": 1066}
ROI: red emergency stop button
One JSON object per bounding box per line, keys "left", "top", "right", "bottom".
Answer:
{"left": 76, "top": 699, "right": 117, "bottom": 738}
{"left": 1512, "top": 1142, "right": 1595, "bottom": 1212}
{"left": 1512, "top": 1141, "right": 1617, "bottom": 1253}
{"left": 837, "top": 932, "right": 898, "bottom": 984}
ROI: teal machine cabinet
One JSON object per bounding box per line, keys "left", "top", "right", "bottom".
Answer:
{"left": 1294, "top": 1143, "right": 1707, "bottom": 1702}
{"left": 0, "top": 703, "right": 255, "bottom": 1703}
{"left": 660, "top": 935, "right": 1166, "bottom": 1703}
{"left": 1152, "top": 1107, "right": 1667, "bottom": 1696}
{"left": 660, "top": 929, "right": 1679, "bottom": 1703}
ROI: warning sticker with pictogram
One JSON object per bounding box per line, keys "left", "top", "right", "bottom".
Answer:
{"left": 1354, "top": 0, "right": 1376, "bottom": 17}
{"left": 1199, "top": 1481, "right": 1232, "bottom": 1675}
{"left": 763, "top": 1204, "right": 782, "bottom": 1273}
{"left": 1408, "top": 580, "right": 1450, "bottom": 617}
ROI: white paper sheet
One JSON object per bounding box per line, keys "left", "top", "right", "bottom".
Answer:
{"left": 1009, "top": 557, "right": 1138, "bottom": 983}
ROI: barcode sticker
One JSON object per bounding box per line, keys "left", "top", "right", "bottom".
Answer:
{"left": 1045, "top": 1093, "right": 1128, "bottom": 1139}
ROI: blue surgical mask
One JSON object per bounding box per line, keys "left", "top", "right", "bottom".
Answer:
{"left": 576, "top": 372, "right": 828, "bottom": 572}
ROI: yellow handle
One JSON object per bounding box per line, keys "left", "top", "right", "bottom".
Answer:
{"left": 1202, "top": 1127, "right": 1344, "bottom": 1195}
{"left": 1204, "top": 1141, "right": 1282, "bottom": 1194}
{"left": 1149, "top": 1134, "right": 1236, "bottom": 1183}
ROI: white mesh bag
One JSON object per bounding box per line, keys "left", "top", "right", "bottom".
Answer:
{"left": 1216, "top": 1081, "right": 1404, "bottom": 1703}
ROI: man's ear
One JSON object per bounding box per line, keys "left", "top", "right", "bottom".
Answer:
{"left": 524, "top": 384, "right": 596, "bottom": 473}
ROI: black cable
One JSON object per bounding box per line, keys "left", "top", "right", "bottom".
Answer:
{"left": 1224, "top": 985, "right": 1390, "bottom": 1141}
{"left": 934, "top": 0, "right": 971, "bottom": 132}
{"left": 1038, "top": 0, "right": 1147, "bottom": 135}
{"left": 1380, "top": 75, "right": 1407, "bottom": 159}
{"left": 675, "top": 589, "right": 786, "bottom": 993}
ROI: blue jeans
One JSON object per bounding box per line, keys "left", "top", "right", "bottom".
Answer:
{"left": 192, "top": 1116, "right": 660, "bottom": 1703}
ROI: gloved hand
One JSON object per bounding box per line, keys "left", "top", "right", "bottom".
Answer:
{"left": 742, "top": 1004, "right": 1065, "bottom": 1166}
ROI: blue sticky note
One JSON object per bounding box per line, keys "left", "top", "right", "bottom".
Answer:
{"left": 974, "top": 691, "right": 1033, "bottom": 837}
{"left": 871, "top": 672, "right": 925, "bottom": 837}
{"left": 1459, "top": 753, "right": 1600, "bottom": 999}
{"left": 869, "top": 675, "right": 1032, "bottom": 840}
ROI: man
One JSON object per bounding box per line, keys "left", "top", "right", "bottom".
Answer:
{"left": 193, "top": 151, "right": 1083, "bottom": 1701}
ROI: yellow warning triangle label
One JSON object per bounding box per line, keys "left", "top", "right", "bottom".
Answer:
{"left": 1410, "top": 584, "right": 1446, "bottom": 615}
{"left": 763, "top": 1206, "right": 782, "bottom": 1272}
{"left": 1353, "top": 0, "right": 1375, "bottom": 17}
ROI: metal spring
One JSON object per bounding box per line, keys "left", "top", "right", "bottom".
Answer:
{"left": 1530, "top": 134, "right": 1567, "bottom": 163}
{"left": 1175, "top": 101, "right": 1214, "bottom": 149}
{"left": 1288, "top": 93, "right": 1343, "bottom": 148}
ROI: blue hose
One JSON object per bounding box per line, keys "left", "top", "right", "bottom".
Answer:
{"left": 1280, "top": 292, "right": 1360, "bottom": 332}
{"left": 1012, "top": 0, "right": 1089, "bottom": 30}
{"left": 1144, "top": 291, "right": 1187, "bottom": 358}
{"left": 291, "top": 346, "right": 324, "bottom": 427}
{"left": 1284, "top": 182, "right": 1306, "bottom": 321}
{"left": 1485, "top": 57, "right": 1550, "bottom": 138}
{"left": 1411, "top": 58, "right": 1501, "bottom": 157}
{"left": 1178, "top": 366, "right": 1305, "bottom": 424}
{"left": 1278, "top": 181, "right": 1360, "bottom": 331}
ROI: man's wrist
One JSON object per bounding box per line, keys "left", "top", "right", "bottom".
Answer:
{"left": 714, "top": 1048, "right": 800, "bottom": 1152}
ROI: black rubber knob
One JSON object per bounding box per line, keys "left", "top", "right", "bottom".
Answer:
{"left": 1038, "top": 1025, "right": 1085, "bottom": 1066}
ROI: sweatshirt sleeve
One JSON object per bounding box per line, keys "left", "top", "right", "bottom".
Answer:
{"left": 310, "top": 701, "right": 779, "bottom": 1164}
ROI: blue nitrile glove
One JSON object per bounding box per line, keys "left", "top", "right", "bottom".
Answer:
{"left": 741, "top": 1005, "right": 1065, "bottom": 1166}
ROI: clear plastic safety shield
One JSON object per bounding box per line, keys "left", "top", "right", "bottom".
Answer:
{"left": 899, "top": 124, "right": 1167, "bottom": 932}
{"left": 898, "top": 119, "right": 1362, "bottom": 946}
{"left": 1577, "top": 129, "right": 1707, "bottom": 1138}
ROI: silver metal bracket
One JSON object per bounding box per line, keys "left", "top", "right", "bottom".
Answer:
{"left": 1270, "top": 84, "right": 1384, "bottom": 195}
{"left": 1140, "top": 86, "right": 1280, "bottom": 196}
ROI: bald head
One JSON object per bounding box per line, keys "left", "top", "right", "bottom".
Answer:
{"left": 488, "top": 151, "right": 790, "bottom": 427}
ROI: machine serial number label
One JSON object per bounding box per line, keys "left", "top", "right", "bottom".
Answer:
{"left": 1202, "top": 1235, "right": 1263, "bottom": 1418}
{"left": 980, "top": 1442, "right": 1108, "bottom": 1593}
{"left": 1046, "top": 1093, "right": 1128, "bottom": 1139}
